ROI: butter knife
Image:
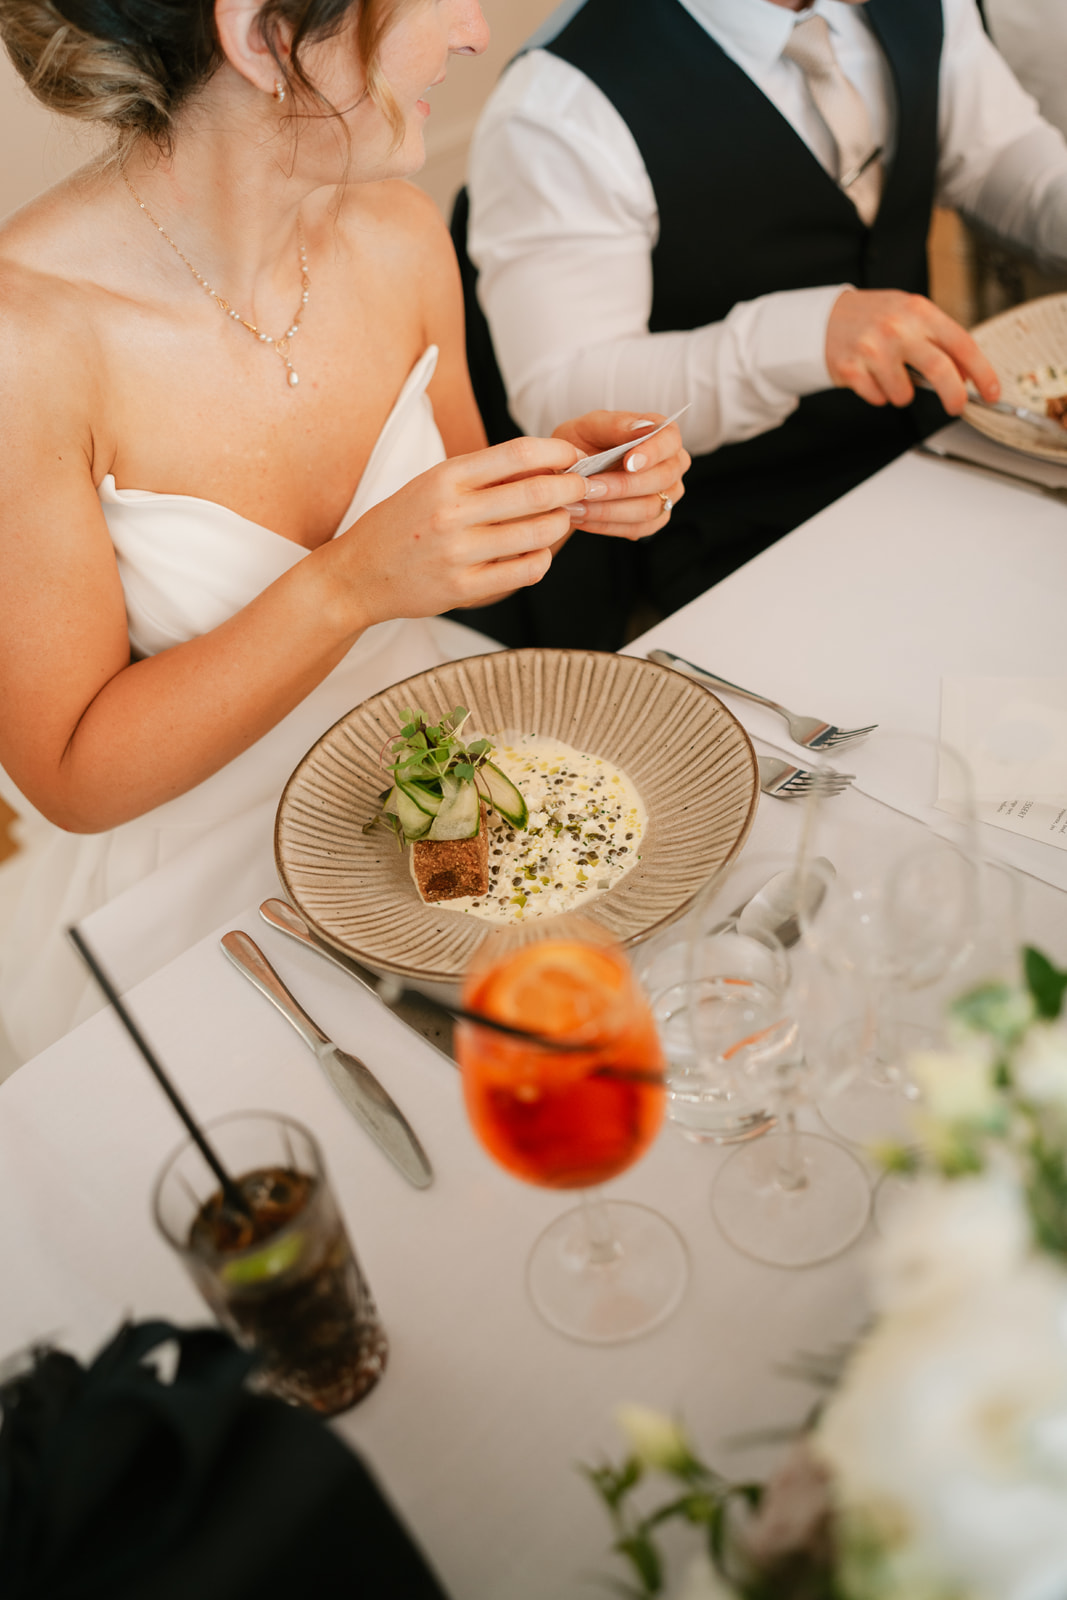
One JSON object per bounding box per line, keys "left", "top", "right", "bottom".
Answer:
{"left": 259, "top": 899, "right": 455, "bottom": 1066}
{"left": 220, "top": 930, "right": 433, "bottom": 1189}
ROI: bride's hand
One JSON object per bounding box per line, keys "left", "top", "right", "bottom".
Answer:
{"left": 334, "top": 435, "right": 591, "bottom": 623}
{"left": 551, "top": 413, "right": 690, "bottom": 540}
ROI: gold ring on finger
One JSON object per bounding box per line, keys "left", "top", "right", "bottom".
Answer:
{"left": 658, "top": 491, "right": 673, "bottom": 516}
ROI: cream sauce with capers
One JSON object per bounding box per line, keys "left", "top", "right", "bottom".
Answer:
{"left": 437, "top": 736, "right": 646, "bottom": 923}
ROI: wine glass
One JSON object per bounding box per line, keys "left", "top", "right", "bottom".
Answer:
{"left": 872, "top": 854, "right": 1025, "bottom": 1226}
{"left": 802, "top": 735, "right": 981, "bottom": 1146}
{"left": 694, "top": 907, "right": 871, "bottom": 1269}
{"left": 455, "top": 927, "right": 688, "bottom": 1344}
{"left": 641, "top": 850, "right": 869, "bottom": 1267}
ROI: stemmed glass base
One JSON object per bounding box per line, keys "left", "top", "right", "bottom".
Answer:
{"left": 712, "top": 1129, "right": 870, "bottom": 1268}
{"left": 818, "top": 1018, "right": 933, "bottom": 1146}
{"left": 526, "top": 1196, "right": 688, "bottom": 1344}
{"left": 872, "top": 1168, "right": 914, "bottom": 1233}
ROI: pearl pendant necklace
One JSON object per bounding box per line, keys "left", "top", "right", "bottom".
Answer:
{"left": 122, "top": 172, "right": 310, "bottom": 389}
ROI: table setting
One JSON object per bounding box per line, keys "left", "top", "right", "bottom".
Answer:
{"left": 1, "top": 412, "right": 1066, "bottom": 1598}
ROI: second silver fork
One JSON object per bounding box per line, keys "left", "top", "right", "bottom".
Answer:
{"left": 758, "top": 756, "right": 854, "bottom": 800}
{"left": 648, "top": 648, "right": 877, "bottom": 751}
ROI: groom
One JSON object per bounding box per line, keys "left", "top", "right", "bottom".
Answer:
{"left": 455, "top": 0, "right": 1067, "bottom": 648}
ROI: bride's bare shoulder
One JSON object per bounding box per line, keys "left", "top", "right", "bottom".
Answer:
{"left": 0, "top": 170, "right": 113, "bottom": 452}
{"left": 0, "top": 167, "right": 113, "bottom": 351}
{"left": 332, "top": 177, "right": 454, "bottom": 269}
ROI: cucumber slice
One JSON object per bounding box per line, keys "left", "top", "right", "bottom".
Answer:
{"left": 396, "top": 778, "right": 443, "bottom": 817}
{"left": 382, "top": 786, "right": 400, "bottom": 816}
{"left": 394, "top": 787, "right": 433, "bottom": 841}
{"left": 427, "top": 778, "right": 481, "bottom": 841}
{"left": 477, "top": 761, "right": 528, "bottom": 829}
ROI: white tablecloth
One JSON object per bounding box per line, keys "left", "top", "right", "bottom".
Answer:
{"left": 628, "top": 448, "right": 1067, "bottom": 897}
{"left": 2, "top": 444, "right": 1066, "bottom": 1598}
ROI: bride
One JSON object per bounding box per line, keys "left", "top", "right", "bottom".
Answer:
{"left": 0, "top": 0, "right": 688, "bottom": 1064}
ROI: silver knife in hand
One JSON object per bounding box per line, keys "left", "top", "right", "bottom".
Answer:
{"left": 221, "top": 930, "right": 433, "bottom": 1190}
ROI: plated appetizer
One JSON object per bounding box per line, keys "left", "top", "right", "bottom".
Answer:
{"left": 368, "top": 707, "right": 526, "bottom": 903}
{"left": 368, "top": 709, "right": 646, "bottom": 921}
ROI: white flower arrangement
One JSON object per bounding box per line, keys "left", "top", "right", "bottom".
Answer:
{"left": 586, "top": 949, "right": 1067, "bottom": 1600}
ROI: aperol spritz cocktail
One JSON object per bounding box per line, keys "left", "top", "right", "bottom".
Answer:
{"left": 456, "top": 936, "right": 687, "bottom": 1344}
{"left": 460, "top": 939, "right": 665, "bottom": 1189}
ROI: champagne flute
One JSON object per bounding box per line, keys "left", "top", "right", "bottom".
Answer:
{"left": 455, "top": 929, "right": 687, "bottom": 1344}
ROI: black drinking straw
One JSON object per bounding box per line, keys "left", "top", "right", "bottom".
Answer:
{"left": 68, "top": 924, "right": 253, "bottom": 1221}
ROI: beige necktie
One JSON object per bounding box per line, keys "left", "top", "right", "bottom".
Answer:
{"left": 783, "top": 13, "right": 884, "bottom": 226}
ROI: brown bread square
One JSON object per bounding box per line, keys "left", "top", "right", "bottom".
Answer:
{"left": 412, "top": 803, "right": 489, "bottom": 902}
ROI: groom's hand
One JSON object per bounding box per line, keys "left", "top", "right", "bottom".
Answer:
{"left": 827, "top": 289, "right": 1001, "bottom": 415}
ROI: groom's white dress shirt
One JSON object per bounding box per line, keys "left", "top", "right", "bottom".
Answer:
{"left": 467, "top": 0, "right": 1067, "bottom": 454}
{"left": 985, "top": 0, "right": 1067, "bottom": 143}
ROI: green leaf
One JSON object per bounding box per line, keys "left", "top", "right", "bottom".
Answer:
{"left": 1027, "top": 1130, "right": 1067, "bottom": 1260}
{"left": 1025, "top": 947, "right": 1067, "bottom": 1021}
{"left": 615, "top": 1534, "right": 662, "bottom": 1595}
{"left": 580, "top": 1457, "right": 643, "bottom": 1513}
{"left": 952, "top": 980, "right": 1033, "bottom": 1043}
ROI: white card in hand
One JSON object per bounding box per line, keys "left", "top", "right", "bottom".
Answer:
{"left": 563, "top": 405, "right": 690, "bottom": 478}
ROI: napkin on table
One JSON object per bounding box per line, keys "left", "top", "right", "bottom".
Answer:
{"left": 923, "top": 420, "right": 1067, "bottom": 490}
{"left": 940, "top": 677, "right": 1067, "bottom": 854}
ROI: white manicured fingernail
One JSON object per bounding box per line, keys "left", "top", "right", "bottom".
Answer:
{"left": 585, "top": 478, "right": 607, "bottom": 497}
{"left": 629, "top": 419, "right": 654, "bottom": 430}
{"left": 626, "top": 453, "right": 647, "bottom": 473}
{"left": 564, "top": 504, "right": 587, "bottom": 515}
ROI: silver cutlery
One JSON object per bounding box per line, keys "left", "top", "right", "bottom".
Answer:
{"left": 758, "top": 756, "right": 854, "bottom": 800}
{"left": 221, "top": 930, "right": 434, "bottom": 1189}
{"left": 906, "top": 366, "right": 1066, "bottom": 438}
{"left": 708, "top": 857, "right": 835, "bottom": 947}
{"left": 736, "top": 858, "right": 835, "bottom": 947}
{"left": 915, "top": 444, "right": 1067, "bottom": 503}
{"left": 259, "top": 901, "right": 594, "bottom": 1057}
{"left": 648, "top": 648, "right": 877, "bottom": 751}
{"left": 260, "top": 899, "right": 455, "bottom": 1066}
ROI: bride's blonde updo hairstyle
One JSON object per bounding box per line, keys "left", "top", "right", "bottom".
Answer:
{"left": 0, "top": 0, "right": 413, "bottom": 151}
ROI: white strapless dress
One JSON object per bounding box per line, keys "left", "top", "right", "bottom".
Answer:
{"left": 0, "top": 347, "right": 497, "bottom": 1064}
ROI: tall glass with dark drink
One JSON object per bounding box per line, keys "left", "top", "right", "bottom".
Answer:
{"left": 154, "top": 1113, "right": 386, "bottom": 1415}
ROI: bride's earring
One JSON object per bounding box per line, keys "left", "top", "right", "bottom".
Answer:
{"left": 272, "top": 79, "right": 286, "bottom": 104}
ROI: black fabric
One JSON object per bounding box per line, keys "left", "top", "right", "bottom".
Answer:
{"left": 451, "top": 186, "right": 522, "bottom": 449}
{"left": 454, "top": 0, "right": 948, "bottom": 648}
{"left": 0, "top": 1320, "right": 451, "bottom": 1600}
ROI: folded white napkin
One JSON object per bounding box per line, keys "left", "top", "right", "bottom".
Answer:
{"left": 923, "top": 419, "right": 1067, "bottom": 489}
{"left": 940, "top": 677, "right": 1067, "bottom": 857}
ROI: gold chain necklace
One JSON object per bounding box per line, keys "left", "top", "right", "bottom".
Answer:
{"left": 122, "top": 171, "right": 310, "bottom": 389}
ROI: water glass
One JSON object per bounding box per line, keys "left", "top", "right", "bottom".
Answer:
{"left": 640, "top": 932, "right": 785, "bottom": 1142}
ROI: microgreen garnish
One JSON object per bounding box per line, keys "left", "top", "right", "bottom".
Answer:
{"left": 388, "top": 707, "right": 492, "bottom": 786}
{"left": 363, "top": 707, "right": 518, "bottom": 848}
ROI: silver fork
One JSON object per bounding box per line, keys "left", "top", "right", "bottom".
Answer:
{"left": 758, "top": 756, "right": 854, "bottom": 800}
{"left": 648, "top": 649, "right": 877, "bottom": 751}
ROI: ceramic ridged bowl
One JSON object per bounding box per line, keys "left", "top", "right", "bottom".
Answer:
{"left": 274, "top": 649, "right": 759, "bottom": 985}
{"left": 966, "top": 292, "right": 1067, "bottom": 462}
